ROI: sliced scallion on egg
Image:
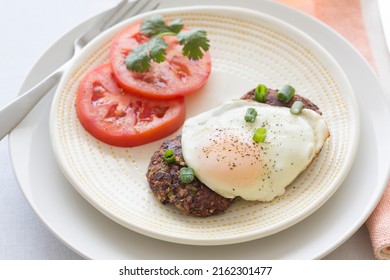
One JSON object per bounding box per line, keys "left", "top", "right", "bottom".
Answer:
{"left": 290, "top": 100, "right": 304, "bottom": 115}
{"left": 253, "top": 127, "right": 267, "bottom": 143}
{"left": 244, "top": 107, "right": 258, "bottom": 122}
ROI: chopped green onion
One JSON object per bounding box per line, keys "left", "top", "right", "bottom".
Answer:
{"left": 179, "top": 167, "right": 195, "bottom": 183}
{"left": 163, "top": 149, "right": 175, "bottom": 163}
{"left": 244, "top": 107, "right": 258, "bottom": 122}
{"left": 254, "top": 84, "right": 268, "bottom": 102}
{"left": 277, "top": 85, "right": 295, "bottom": 103}
{"left": 253, "top": 127, "right": 267, "bottom": 143}
{"left": 290, "top": 100, "right": 304, "bottom": 115}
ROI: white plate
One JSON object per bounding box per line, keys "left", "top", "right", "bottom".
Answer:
{"left": 10, "top": 0, "right": 390, "bottom": 258}
{"left": 50, "top": 6, "right": 358, "bottom": 245}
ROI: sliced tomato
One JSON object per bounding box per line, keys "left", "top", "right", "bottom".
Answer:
{"left": 76, "top": 64, "right": 186, "bottom": 147}
{"left": 109, "top": 22, "right": 211, "bottom": 100}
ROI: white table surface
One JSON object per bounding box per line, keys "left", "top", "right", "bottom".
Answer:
{"left": 0, "top": 0, "right": 388, "bottom": 260}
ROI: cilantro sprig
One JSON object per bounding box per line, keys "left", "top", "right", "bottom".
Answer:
{"left": 125, "top": 15, "right": 210, "bottom": 72}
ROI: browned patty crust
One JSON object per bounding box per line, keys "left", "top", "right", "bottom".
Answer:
{"left": 146, "top": 87, "right": 322, "bottom": 217}
{"left": 146, "top": 136, "right": 234, "bottom": 217}
{"left": 241, "top": 88, "right": 322, "bottom": 115}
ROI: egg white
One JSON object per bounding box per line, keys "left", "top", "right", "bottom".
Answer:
{"left": 181, "top": 99, "right": 329, "bottom": 201}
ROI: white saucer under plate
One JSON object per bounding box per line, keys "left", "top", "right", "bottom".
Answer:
{"left": 10, "top": 0, "right": 390, "bottom": 259}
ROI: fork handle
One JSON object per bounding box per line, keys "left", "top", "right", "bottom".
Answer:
{"left": 0, "top": 67, "right": 64, "bottom": 140}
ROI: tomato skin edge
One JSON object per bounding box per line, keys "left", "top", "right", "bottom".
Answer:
{"left": 109, "top": 22, "right": 212, "bottom": 100}
{"left": 111, "top": 63, "right": 211, "bottom": 101}
{"left": 76, "top": 100, "right": 186, "bottom": 147}
{"left": 75, "top": 64, "right": 186, "bottom": 147}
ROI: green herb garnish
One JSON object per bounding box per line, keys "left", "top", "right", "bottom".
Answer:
{"left": 244, "top": 108, "right": 258, "bottom": 123}
{"left": 253, "top": 127, "right": 267, "bottom": 143}
{"left": 140, "top": 16, "right": 183, "bottom": 36}
{"left": 254, "top": 84, "right": 268, "bottom": 103}
{"left": 290, "top": 100, "right": 304, "bottom": 115}
{"left": 125, "top": 15, "right": 210, "bottom": 72}
{"left": 277, "top": 85, "right": 296, "bottom": 103}
{"left": 163, "top": 149, "right": 176, "bottom": 163}
{"left": 125, "top": 37, "right": 167, "bottom": 72}
{"left": 179, "top": 167, "right": 195, "bottom": 184}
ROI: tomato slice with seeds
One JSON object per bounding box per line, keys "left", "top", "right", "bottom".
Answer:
{"left": 76, "top": 64, "right": 185, "bottom": 147}
{"left": 109, "top": 22, "right": 211, "bottom": 100}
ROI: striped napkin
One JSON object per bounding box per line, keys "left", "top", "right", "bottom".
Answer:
{"left": 277, "top": 0, "right": 390, "bottom": 260}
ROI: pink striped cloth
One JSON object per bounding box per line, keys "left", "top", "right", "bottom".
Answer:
{"left": 278, "top": 0, "right": 390, "bottom": 259}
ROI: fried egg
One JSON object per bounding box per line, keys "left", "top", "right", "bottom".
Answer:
{"left": 181, "top": 99, "right": 329, "bottom": 201}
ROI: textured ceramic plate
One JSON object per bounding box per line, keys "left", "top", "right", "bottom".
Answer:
{"left": 50, "top": 6, "right": 359, "bottom": 245}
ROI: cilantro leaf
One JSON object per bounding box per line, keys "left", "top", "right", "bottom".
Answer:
{"left": 125, "top": 37, "right": 168, "bottom": 72}
{"left": 149, "top": 37, "right": 168, "bottom": 63}
{"left": 177, "top": 29, "right": 210, "bottom": 60}
{"left": 140, "top": 14, "right": 184, "bottom": 37}
{"left": 125, "top": 43, "right": 151, "bottom": 72}
{"left": 167, "top": 18, "right": 185, "bottom": 34}
{"left": 125, "top": 15, "right": 210, "bottom": 72}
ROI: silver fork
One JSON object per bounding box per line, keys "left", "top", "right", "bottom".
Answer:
{"left": 0, "top": 0, "right": 160, "bottom": 141}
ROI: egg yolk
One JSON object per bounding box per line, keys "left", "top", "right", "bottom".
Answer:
{"left": 195, "top": 128, "right": 264, "bottom": 189}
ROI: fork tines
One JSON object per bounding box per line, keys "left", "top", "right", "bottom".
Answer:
{"left": 102, "top": 0, "right": 161, "bottom": 31}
